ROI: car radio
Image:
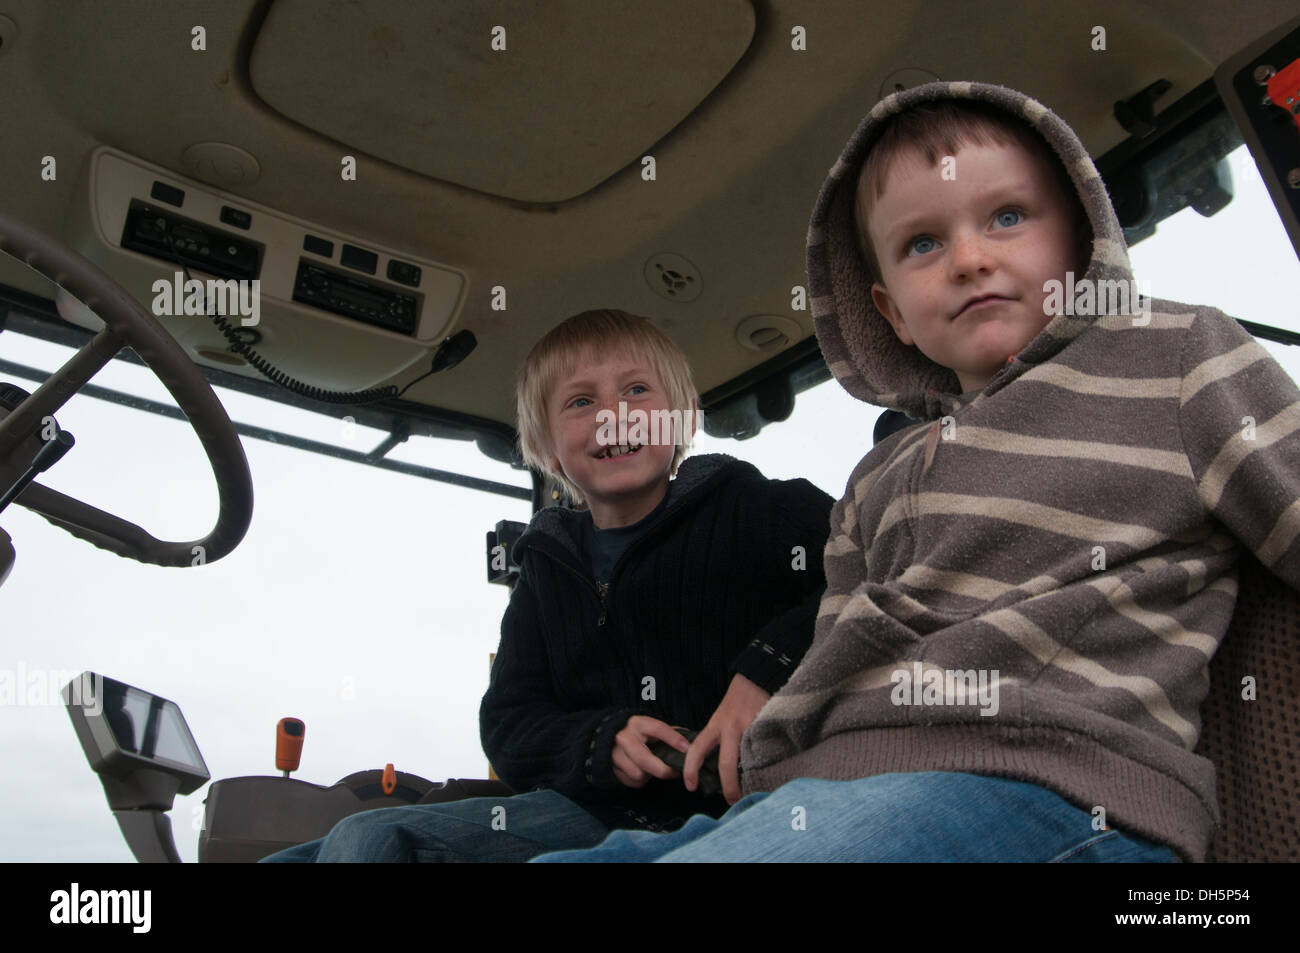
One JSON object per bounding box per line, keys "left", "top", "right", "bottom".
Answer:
{"left": 292, "top": 260, "right": 421, "bottom": 335}
{"left": 120, "top": 200, "right": 262, "bottom": 282}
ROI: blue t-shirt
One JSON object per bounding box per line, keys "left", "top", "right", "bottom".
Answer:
{"left": 580, "top": 492, "right": 671, "bottom": 584}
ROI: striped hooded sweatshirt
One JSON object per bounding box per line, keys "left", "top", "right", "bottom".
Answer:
{"left": 738, "top": 81, "right": 1300, "bottom": 862}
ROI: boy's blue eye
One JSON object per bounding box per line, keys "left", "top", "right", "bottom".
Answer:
{"left": 627, "top": 384, "right": 647, "bottom": 396}
{"left": 907, "top": 236, "right": 938, "bottom": 257}
{"left": 994, "top": 209, "right": 1023, "bottom": 228}
{"left": 569, "top": 397, "right": 591, "bottom": 409}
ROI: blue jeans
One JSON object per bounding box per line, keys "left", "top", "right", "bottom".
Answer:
{"left": 531, "top": 772, "right": 1181, "bottom": 862}
{"left": 259, "top": 789, "right": 612, "bottom": 862}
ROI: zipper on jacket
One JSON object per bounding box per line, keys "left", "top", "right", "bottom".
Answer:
{"left": 521, "top": 462, "right": 734, "bottom": 630}
{"left": 535, "top": 544, "right": 611, "bottom": 627}
{"left": 600, "top": 459, "right": 735, "bottom": 597}
{"left": 534, "top": 510, "right": 675, "bottom": 629}
{"left": 922, "top": 392, "right": 986, "bottom": 476}
{"left": 922, "top": 422, "right": 941, "bottom": 475}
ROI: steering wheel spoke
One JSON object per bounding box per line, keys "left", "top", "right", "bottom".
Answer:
{"left": 0, "top": 327, "right": 124, "bottom": 457}
{"left": 14, "top": 481, "right": 194, "bottom": 565}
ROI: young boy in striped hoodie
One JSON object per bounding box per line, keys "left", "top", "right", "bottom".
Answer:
{"left": 534, "top": 82, "right": 1300, "bottom": 863}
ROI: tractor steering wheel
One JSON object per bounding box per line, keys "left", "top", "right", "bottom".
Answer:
{"left": 0, "top": 211, "right": 253, "bottom": 566}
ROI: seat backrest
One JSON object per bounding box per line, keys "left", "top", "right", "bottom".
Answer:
{"left": 1194, "top": 549, "right": 1300, "bottom": 862}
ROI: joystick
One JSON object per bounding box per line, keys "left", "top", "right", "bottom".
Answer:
{"left": 275, "top": 717, "right": 305, "bottom": 777}
{"left": 647, "top": 727, "right": 726, "bottom": 798}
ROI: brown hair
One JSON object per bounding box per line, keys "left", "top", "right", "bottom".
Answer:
{"left": 853, "top": 100, "right": 1091, "bottom": 280}
{"left": 515, "top": 309, "right": 698, "bottom": 505}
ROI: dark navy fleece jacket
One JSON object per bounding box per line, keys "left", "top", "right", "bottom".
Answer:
{"left": 480, "top": 452, "right": 833, "bottom": 831}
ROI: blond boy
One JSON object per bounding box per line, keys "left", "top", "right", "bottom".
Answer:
{"left": 265, "top": 309, "right": 832, "bottom": 861}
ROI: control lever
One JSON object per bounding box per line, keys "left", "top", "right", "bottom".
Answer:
{"left": 275, "top": 717, "right": 305, "bottom": 778}
{"left": 0, "top": 407, "right": 75, "bottom": 517}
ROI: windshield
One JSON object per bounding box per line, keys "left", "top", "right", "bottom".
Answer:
{"left": 0, "top": 336, "right": 532, "bottom": 860}
{"left": 1, "top": 144, "right": 1296, "bottom": 861}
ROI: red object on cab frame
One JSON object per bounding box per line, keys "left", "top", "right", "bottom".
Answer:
{"left": 1265, "top": 59, "right": 1300, "bottom": 135}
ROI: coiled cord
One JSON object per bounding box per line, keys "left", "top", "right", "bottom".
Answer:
{"left": 159, "top": 225, "right": 460, "bottom": 406}
{"left": 204, "top": 307, "right": 402, "bottom": 405}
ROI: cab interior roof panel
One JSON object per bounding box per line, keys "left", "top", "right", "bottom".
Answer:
{"left": 249, "top": 0, "right": 757, "bottom": 203}
{"left": 0, "top": 0, "right": 1296, "bottom": 437}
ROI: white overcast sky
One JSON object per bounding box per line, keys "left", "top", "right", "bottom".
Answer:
{"left": 1, "top": 146, "right": 1298, "bottom": 862}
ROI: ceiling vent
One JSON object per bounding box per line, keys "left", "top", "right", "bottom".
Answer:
{"left": 644, "top": 253, "right": 703, "bottom": 303}
{"left": 735, "top": 314, "right": 802, "bottom": 352}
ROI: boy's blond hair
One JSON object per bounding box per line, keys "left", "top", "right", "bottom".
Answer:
{"left": 853, "top": 100, "right": 1091, "bottom": 280}
{"left": 516, "top": 309, "right": 699, "bottom": 505}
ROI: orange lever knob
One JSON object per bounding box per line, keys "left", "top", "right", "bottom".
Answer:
{"left": 276, "top": 717, "right": 305, "bottom": 773}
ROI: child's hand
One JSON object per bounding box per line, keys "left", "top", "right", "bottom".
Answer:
{"left": 612, "top": 715, "right": 691, "bottom": 789}
{"left": 684, "top": 673, "right": 771, "bottom": 804}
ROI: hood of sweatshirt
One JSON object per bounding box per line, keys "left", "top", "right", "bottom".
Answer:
{"left": 809, "top": 80, "right": 1136, "bottom": 422}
